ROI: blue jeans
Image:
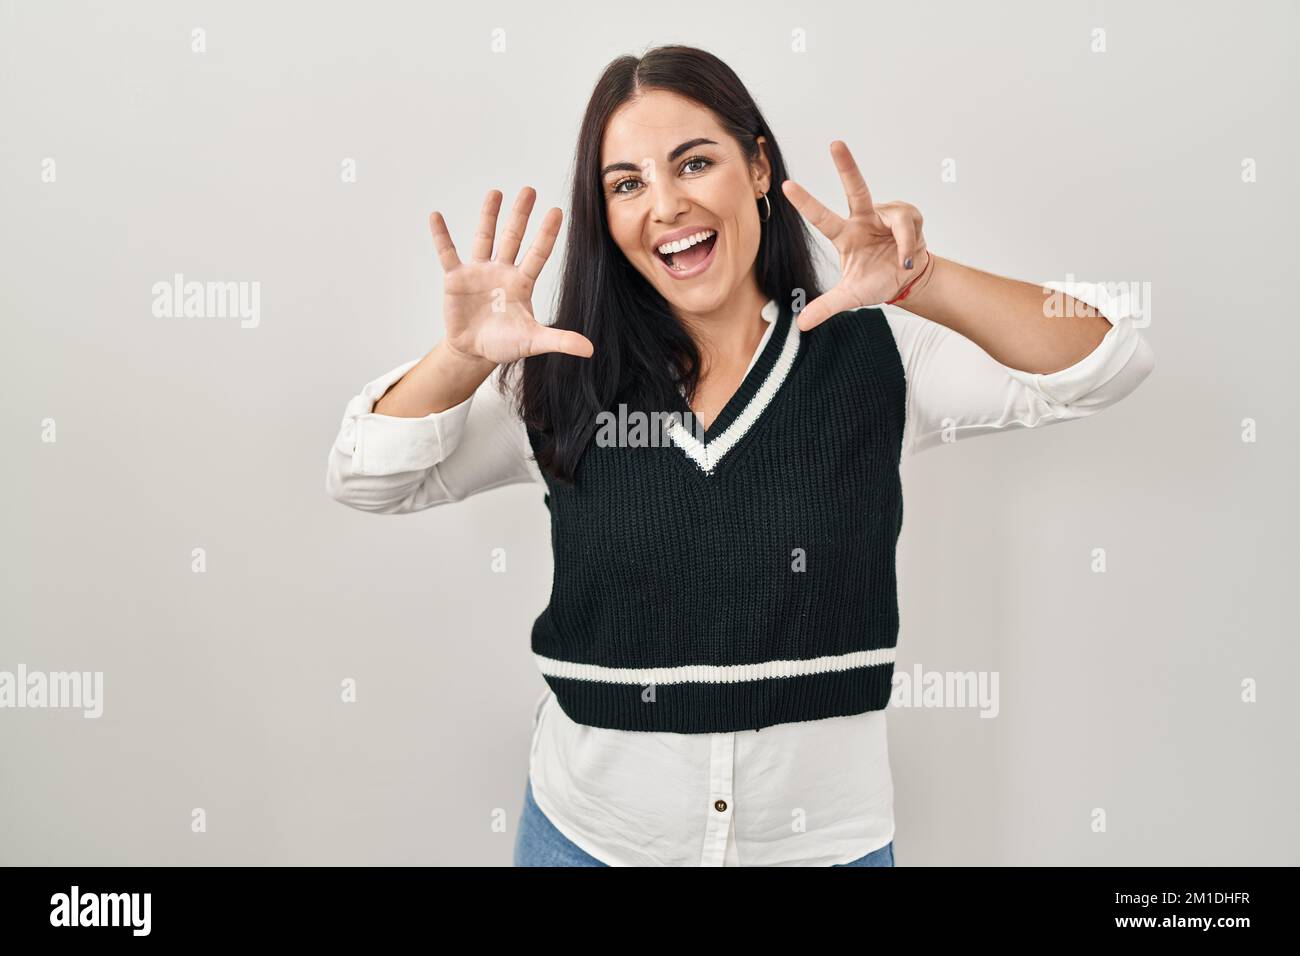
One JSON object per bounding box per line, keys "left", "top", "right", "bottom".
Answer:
{"left": 513, "top": 777, "right": 895, "bottom": 867}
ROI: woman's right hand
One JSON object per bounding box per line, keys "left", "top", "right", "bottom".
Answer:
{"left": 429, "top": 187, "right": 594, "bottom": 365}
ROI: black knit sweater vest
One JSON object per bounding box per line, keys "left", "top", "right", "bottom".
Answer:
{"left": 525, "top": 297, "right": 906, "bottom": 734}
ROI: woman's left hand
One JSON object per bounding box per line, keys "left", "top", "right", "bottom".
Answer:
{"left": 782, "top": 140, "right": 928, "bottom": 331}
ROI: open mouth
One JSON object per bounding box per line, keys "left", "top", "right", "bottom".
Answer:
{"left": 655, "top": 229, "right": 719, "bottom": 278}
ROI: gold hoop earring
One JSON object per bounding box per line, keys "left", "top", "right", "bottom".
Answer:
{"left": 758, "top": 192, "right": 772, "bottom": 223}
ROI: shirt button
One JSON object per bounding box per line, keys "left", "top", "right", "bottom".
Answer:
{"left": 714, "top": 799, "right": 728, "bottom": 813}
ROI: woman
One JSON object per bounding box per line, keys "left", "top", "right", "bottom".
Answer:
{"left": 325, "top": 45, "right": 1155, "bottom": 867}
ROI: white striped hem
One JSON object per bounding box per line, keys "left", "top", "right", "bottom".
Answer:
{"left": 532, "top": 646, "right": 896, "bottom": 685}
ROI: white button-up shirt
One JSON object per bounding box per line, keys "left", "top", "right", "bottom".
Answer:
{"left": 325, "top": 281, "right": 1156, "bottom": 866}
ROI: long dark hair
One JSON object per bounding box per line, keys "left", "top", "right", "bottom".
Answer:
{"left": 499, "top": 44, "right": 824, "bottom": 485}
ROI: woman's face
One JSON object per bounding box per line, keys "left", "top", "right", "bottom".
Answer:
{"left": 600, "top": 90, "right": 770, "bottom": 317}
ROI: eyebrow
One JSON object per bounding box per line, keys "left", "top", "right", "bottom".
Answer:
{"left": 600, "top": 138, "right": 719, "bottom": 178}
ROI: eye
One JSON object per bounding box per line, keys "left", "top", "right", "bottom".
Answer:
{"left": 607, "top": 156, "right": 713, "bottom": 197}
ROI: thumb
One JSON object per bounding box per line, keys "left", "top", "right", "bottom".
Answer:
{"left": 527, "top": 326, "right": 594, "bottom": 359}
{"left": 796, "top": 285, "right": 860, "bottom": 332}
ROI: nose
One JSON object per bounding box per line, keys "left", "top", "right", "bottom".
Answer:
{"left": 648, "top": 164, "right": 690, "bottom": 225}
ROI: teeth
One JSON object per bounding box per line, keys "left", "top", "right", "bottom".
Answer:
{"left": 657, "top": 229, "right": 716, "bottom": 256}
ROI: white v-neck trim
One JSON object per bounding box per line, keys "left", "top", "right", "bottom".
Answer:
{"left": 667, "top": 298, "right": 799, "bottom": 475}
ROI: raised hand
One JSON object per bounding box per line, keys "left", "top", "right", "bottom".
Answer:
{"left": 429, "top": 187, "right": 594, "bottom": 363}
{"left": 781, "top": 141, "right": 929, "bottom": 331}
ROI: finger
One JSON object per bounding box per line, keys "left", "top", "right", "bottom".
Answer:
{"left": 781, "top": 179, "right": 845, "bottom": 242}
{"left": 428, "top": 211, "right": 461, "bottom": 272}
{"left": 829, "top": 140, "right": 875, "bottom": 219}
{"left": 518, "top": 207, "right": 563, "bottom": 284}
{"left": 886, "top": 208, "right": 923, "bottom": 271}
{"left": 527, "top": 325, "right": 594, "bottom": 359}
{"left": 796, "top": 285, "right": 862, "bottom": 332}
{"left": 496, "top": 186, "right": 537, "bottom": 266}
{"left": 471, "top": 189, "right": 504, "bottom": 262}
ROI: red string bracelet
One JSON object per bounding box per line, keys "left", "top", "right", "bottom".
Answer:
{"left": 886, "top": 249, "right": 933, "bottom": 305}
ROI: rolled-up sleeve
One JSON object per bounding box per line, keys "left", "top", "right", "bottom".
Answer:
{"left": 887, "top": 278, "right": 1156, "bottom": 457}
{"left": 1006, "top": 280, "right": 1155, "bottom": 406}
{"left": 336, "top": 358, "right": 474, "bottom": 476}
{"left": 325, "top": 358, "right": 537, "bottom": 514}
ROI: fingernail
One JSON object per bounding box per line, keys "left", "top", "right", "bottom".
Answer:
{"left": 904, "top": 257, "right": 914, "bottom": 270}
